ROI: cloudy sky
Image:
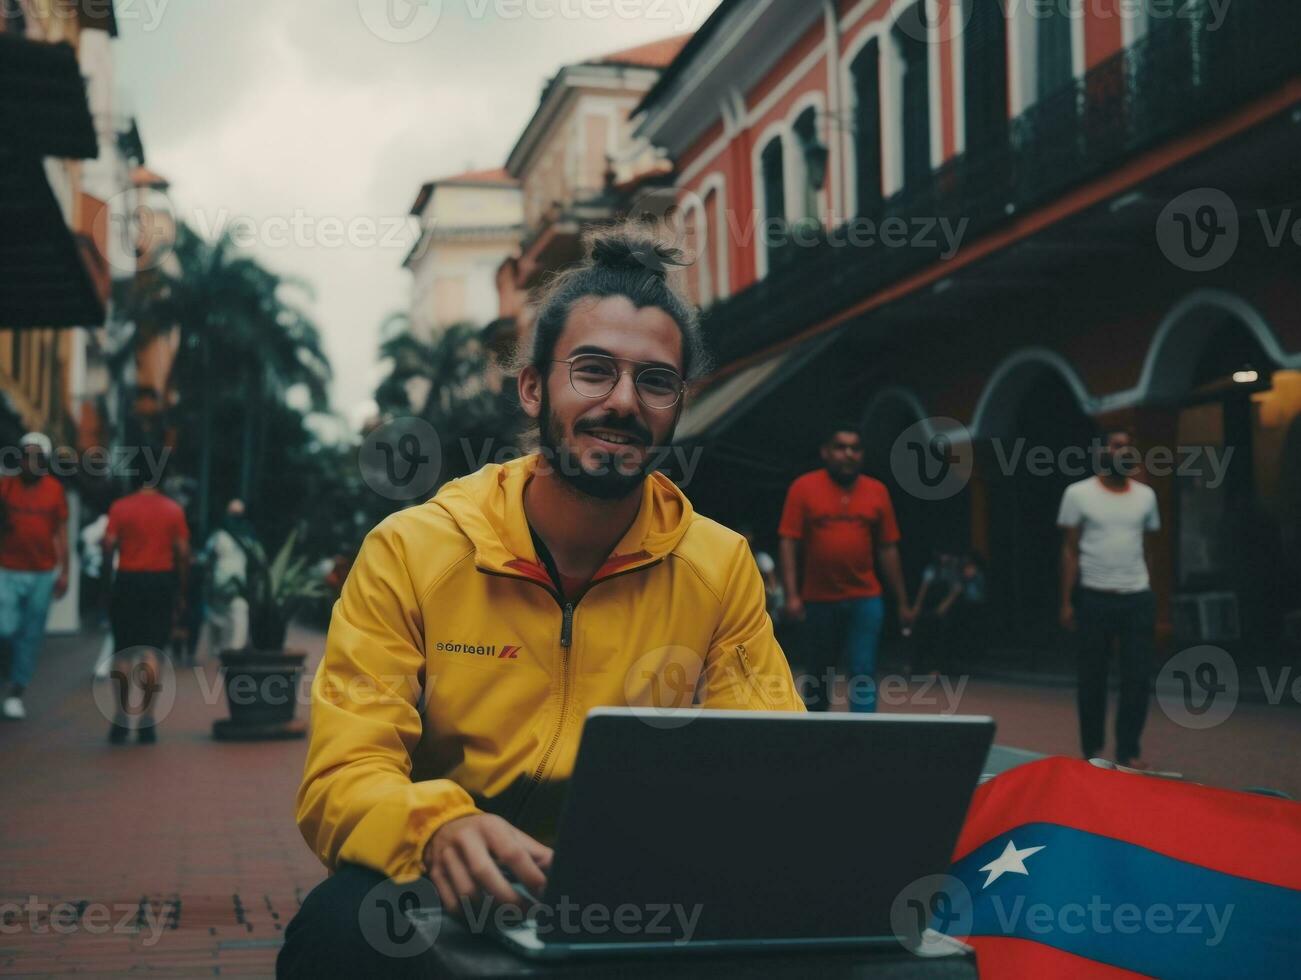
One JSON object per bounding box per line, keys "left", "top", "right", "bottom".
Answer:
{"left": 115, "top": 0, "right": 721, "bottom": 430}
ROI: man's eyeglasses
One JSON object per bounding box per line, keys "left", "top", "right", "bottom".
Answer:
{"left": 552, "top": 354, "right": 685, "bottom": 410}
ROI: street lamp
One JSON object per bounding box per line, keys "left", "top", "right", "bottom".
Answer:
{"left": 1232, "top": 364, "right": 1259, "bottom": 384}
{"left": 804, "top": 139, "right": 830, "bottom": 192}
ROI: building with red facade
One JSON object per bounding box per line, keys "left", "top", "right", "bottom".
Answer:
{"left": 496, "top": 35, "right": 691, "bottom": 344}
{"left": 637, "top": 0, "right": 1301, "bottom": 672}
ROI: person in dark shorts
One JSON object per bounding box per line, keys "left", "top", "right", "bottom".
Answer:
{"left": 102, "top": 477, "right": 190, "bottom": 744}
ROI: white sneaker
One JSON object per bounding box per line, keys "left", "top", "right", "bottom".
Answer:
{"left": 93, "top": 639, "right": 113, "bottom": 680}
{"left": 1, "top": 696, "right": 25, "bottom": 720}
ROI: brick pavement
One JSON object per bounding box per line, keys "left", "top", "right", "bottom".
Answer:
{"left": 870, "top": 675, "right": 1301, "bottom": 798}
{"left": 2, "top": 627, "right": 1297, "bottom": 976}
{"left": 1, "top": 628, "right": 326, "bottom": 978}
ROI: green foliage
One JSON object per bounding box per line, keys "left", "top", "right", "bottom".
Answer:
{"left": 372, "top": 315, "right": 524, "bottom": 508}
{"left": 112, "top": 223, "right": 344, "bottom": 551}
{"left": 239, "top": 528, "right": 331, "bottom": 651}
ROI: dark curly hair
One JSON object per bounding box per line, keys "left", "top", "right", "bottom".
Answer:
{"left": 517, "top": 223, "right": 712, "bottom": 382}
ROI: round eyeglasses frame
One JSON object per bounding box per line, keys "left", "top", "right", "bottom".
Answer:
{"left": 550, "top": 354, "right": 686, "bottom": 410}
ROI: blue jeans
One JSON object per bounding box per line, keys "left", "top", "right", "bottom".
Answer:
{"left": 0, "top": 568, "right": 58, "bottom": 690}
{"left": 801, "top": 596, "right": 885, "bottom": 712}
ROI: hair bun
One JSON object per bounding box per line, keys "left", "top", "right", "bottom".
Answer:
{"left": 587, "top": 231, "right": 685, "bottom": 278}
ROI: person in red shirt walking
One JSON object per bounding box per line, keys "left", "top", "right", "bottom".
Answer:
{"left": 102, "top": 475, "right": 190, "bottom": 744}
{"left": 779, "top": 424, "right": 913, "bottom": 712}
{"left": 0, "top": 433, "right": 70, "bottom": 721}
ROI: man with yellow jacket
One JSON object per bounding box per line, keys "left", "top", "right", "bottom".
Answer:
{"left": 278, "top": 228, "right": 804, "bottom": 978}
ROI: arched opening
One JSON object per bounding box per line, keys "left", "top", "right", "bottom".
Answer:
{"left": 963, "top": 0, "right": 1009, "bottom": 156}
{"left": 1278, "top": 415, "right": 1301, "bottom": 599}
{"left": 703, "top": 186, "right": 725, "bottom": 300}
{"left": 681, "top": 203, "right": 705, "bottom": 305}
{"left": 980, "top": 362, "right": 1095, "bottom": 659}
{"left": 792, "top": 107, "right": 822, "bottom": 223}
{"left": 1154, "top": 309, "right": 1284, "bottom": 656}
{"left": 861, "top": 393, "right": 971, "bottom": 607}
{"left": 849, "top": 38, "right": 884, "bottom": 218}
{"left": 891, "top": 3, "right": 932, "bottom": 196}
{"left": 760, "top": 136, "right": 787, "bottom": 272}
{"left": 1036, "top": 0, "right": 1074, "bottom": 101}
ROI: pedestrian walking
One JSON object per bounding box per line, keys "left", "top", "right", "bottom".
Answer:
{"left": 1058, "top": 427, "right": 1160, "bottom": 769}
{"left": 779, "top": 423, "right": 913, "bottom": 712}
{"left": 102, "top": 476, "right": 190, "bottom": 744}
{"left": 0, "top": 433, "right": 70, "bottom": 721}
{"left": 205, "top": 499, "right": 253, "bottom": 653}
{"left": 79, "top": 512, "right": 117, "bottom": 680}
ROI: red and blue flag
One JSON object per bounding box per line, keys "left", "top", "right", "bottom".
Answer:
{"left": 941, "top": 758, "right": 1301, "bottom": 978}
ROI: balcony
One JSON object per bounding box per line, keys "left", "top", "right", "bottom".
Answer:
{"left": 702, "top": 0, "right": 1301, "bottom": 366}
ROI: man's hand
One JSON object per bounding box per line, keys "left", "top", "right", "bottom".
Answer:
{"left": 898, "top": 602, "right": 916, "bottom": 628}
{"left": 783, "top": 594, "right": 806, "bottom": 623}
{"left": 1060, "top": 603, "right": 1076, "bottom": 632}
{"left": 424, "top": 813, "right": 553, "bottom": 914}
{"left": 54, "top": 568, "right": 69, "bottom": 599}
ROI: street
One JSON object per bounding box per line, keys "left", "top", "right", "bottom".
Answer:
{"left": 1, "top": 626, "right": 1298, "bottom": 976}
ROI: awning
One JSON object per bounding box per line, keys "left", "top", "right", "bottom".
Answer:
{"left": 0, "top": 35, "right": 106, "bottom": 328}
{"left": 0, "top": 35, "right": 98, "bottom": 159}
{"left": 0, "top": 154, "right": 106, "bottom": 328}
{"left": 675, "top": 328, "right": 843, "bottom": 444}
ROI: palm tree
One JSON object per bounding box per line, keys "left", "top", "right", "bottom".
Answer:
{"left": 112, "top": 223, "right": 333, "bottom": 538}
{"left": 373, "top": 315, "right": 519, "bottom": 489}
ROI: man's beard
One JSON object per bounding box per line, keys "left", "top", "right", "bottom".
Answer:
{"left": 1100, "top": 450, "right": 1137, "bottom": 479}
{"left": 826, "top": 462, "right": 858, "bottom": 486}
{"left": 538, "top": 390, "right": 669, "bottom": 501}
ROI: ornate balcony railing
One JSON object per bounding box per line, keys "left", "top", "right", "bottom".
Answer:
{"left": 701, "top": 0, "right": 1301, "bottom": 366}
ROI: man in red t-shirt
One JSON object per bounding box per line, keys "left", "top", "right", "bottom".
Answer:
{"left": 103, "top": 479, "right": 190, "bottom": 743}
{"left": 0, "top": 432, "right": 70, "bottom": 721}
{"left": 779, "top": 424, "right": 912, "bottom": 712}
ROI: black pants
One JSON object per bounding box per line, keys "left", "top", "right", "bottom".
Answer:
{"left": 110, "top": 571, "right": 177, "bottom": 652}
{"left": 1075, "top": 588, "right": 1155, "bottom": 762}
{"left": 278, "top": 863, "right": 443, "bottom": 979}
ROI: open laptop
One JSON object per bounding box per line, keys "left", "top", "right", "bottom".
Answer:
{"left": 490, "top": 707, "right": 995, "bottom": 960}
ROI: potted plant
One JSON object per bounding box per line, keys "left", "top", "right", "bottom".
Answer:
{"left": 212, "top": 529, "right": 329, "bottom": 741}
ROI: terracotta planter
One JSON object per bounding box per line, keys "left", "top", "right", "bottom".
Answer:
{"left": 212, "top": 649, "right": 307, "bottom": 741}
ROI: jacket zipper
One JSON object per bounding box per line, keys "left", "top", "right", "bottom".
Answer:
{"left": 527, "top": 601, "right": 574, "bottom": 797}
{"left": 733, "top": 642, "right": 776, "bottom": 708}
{"left": 736, "top": 643, "right": 753, "bottom": 677}
{"left": 479, "top": 559, "right": 662, "bottom": 823}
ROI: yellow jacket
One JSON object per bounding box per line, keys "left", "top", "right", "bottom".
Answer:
{"left": 296, "top": 454, "right": 804, "bottom": 882}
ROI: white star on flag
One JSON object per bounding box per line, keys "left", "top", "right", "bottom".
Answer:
{"left": 978, "top": 840, "right": 1046, "bottom": 888}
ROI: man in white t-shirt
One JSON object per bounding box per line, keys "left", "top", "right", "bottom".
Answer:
{"left": 1058, "top": 428, "right": 1161, "bottom": 769}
